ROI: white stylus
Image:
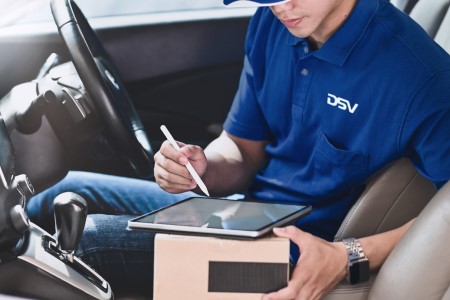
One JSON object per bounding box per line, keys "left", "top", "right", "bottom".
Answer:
{"left": 160, "top": 125, "right": 210, "bottom": 196}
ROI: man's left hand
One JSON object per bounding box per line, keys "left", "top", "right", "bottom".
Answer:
{"left": 262, "top": 226, "right": 348, "bottom": 300}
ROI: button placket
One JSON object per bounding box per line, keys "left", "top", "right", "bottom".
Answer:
{"left": 293, "top": 58, "right": 314, "bottom": 108}
{"left": 300, "top": 68, "right": 309, "bottom": 77}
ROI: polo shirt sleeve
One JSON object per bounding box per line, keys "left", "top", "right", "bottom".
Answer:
{"left": 223, "top": 8, "right": 272, "bottom": 141}
{"left": 401, "top": 70, "right": 450, "bottom": 188}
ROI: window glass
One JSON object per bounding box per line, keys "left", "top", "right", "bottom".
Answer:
{"left": 0, "top": 0, "right": 228, "bottom": 27}
{"left": 78, "top": 0, "right": 227, "bottom": 17}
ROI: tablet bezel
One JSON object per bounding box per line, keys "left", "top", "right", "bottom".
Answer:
{"left": 127, "top": 197, "right": 312, "bottom": 239}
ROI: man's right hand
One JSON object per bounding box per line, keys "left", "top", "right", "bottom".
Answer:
{"left": 154, "top": 140, "right": 208, "bottom": 194}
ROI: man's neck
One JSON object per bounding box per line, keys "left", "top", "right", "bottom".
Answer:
{"left": 308, "top": 0, "right": 358, "bottom": 49}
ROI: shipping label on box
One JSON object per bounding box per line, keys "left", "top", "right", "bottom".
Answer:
{"left": 154, "top": 234, "right": 290, "bottom": 300}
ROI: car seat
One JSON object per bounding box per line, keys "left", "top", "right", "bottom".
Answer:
{"left": 324, "top": 158, "right": 437, "bottom": 300}
{"left": 391, "top": 0, "right": 419, "bottom": 13}
{"left": 434, "top": 3, "right": 450, "bottom": 50}
{"left": 409, "top": 0, "right": 450, "bottom": 38}
{"left": 368, "top": 180, "right": 450, "bottom": 299}
{"left": 333, "top": 158, "right": 437, "bottom": 242}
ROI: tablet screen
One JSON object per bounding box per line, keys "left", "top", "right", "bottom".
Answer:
{"left": 128, "top": 197, "right": 311, "bottom": 238}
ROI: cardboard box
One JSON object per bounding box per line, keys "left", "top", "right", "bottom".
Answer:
{"left": 154, "top": 234, "right": 290, "bottom": 300}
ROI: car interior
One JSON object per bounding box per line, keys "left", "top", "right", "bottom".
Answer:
{"left": 0, "top": 0, "right": 449, "bottom": 299}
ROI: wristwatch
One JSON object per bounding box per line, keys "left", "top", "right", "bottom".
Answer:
{"left": 342, "top": 238, "right": 370, "bottom": 284}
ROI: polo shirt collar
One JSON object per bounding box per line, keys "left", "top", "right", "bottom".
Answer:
{"left": 287, "top": 0, "right": 379, "bottom": 66}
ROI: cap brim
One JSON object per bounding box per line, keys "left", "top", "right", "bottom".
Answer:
{"left": 223, "top": 0, "right": 291, "bottom": 8}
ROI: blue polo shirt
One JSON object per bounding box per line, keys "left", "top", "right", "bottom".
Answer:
{"left": 223, "top": 0, "right": 450, "bottom": 246}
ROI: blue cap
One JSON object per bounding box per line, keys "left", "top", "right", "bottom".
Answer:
{"left": 223, "top": 0, "right": 291, "bottom": 7}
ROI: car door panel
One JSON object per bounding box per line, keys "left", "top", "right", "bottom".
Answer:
{"left": 97, "top": 17, "right": 250, "bottom": 149}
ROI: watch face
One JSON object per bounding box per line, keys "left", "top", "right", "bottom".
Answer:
{"left": 349, "top": 259, "right": 370, "bottom": 284}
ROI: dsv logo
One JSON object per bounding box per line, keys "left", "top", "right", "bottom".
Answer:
{"left": 327, "top": 93, "right": 359, "bottom": 114}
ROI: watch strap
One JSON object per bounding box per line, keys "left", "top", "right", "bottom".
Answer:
{"left": 342, "top": 238, "right": 365, "bottom": 260}
{"left": 342, "top": 238, "right": 370, "bottom": 284}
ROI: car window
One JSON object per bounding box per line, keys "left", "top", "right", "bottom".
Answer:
{"left": 0, "top": 0, "right": 228, "bottom": 27}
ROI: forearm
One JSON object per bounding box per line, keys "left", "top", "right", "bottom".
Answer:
{"left": 202, "top": 155, "right": 247, "bottom": 196}
{"left": 201, "top": 132, "right": 266, "bottom": 196}
{"left": 359, "top": 219, "right": 414, "bottom": 270}
{"left": 202, "top": 144, "right": 253, "bottom": 196}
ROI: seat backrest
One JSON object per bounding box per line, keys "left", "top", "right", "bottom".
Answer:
{"left": 434, "top": 6, "right": 450, "bottom": 51}
{"left": 391, "top": 0, "right": 419, "bottom": 13}
{"left": 334, "top": 158, "right": 437, "bottom": 241}
{"left": 368, "top": 180, "right": 450, "bottom": 300}
{"left": 409, "top": 0, "right": 450, "bottom": 38}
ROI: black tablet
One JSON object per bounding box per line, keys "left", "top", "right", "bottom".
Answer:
{"left": 127, "top": 197, "right": 312, "bottom": 239}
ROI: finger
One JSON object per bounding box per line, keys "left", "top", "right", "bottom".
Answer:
{"left": 154, "top": 155, "right": 196, "bottom": 191}
{"left": 154, "top": 152, "right": 197, "bottom": 193}
{"left": 155, "top": 163, "right": 195, "bottom": 185}
{"left": 160, "top": 140, "right": 188, "bottom": 164}
{"left": 156, "top": 175, "right": 196, "bottom": 194}
{"left": 154, "top": 151, "right": 192, "bottom": 180}
{"left": 155, "top": 166, "right": 196, "bottom": 193}
{"left": 272, "top": 226, "right": 306, "bottom": 246}
{"left": 262, "top": 281, "right": 300, "bottom": 300}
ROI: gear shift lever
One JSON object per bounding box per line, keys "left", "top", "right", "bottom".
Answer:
{"left": 53, "top": 192, "right": 88, "bottom": 260}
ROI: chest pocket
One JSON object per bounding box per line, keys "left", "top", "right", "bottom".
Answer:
{"left": 310, "top": 133, "right": 369, "bottom": 197}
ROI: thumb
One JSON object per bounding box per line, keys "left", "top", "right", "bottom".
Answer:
{"left": 273, "top": 226, "right": 305, "bottom": 246}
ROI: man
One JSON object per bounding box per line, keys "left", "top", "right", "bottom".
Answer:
{"left": 28, "top": 0, "right": 450, "bottom": 298}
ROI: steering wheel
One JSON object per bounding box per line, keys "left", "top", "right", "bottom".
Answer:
{"left": 50, "top": 0, "right": 154, "bottom": 178}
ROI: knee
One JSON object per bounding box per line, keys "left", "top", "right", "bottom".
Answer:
{"left": 76, "top": 214, "right": 155, "bottom": 257}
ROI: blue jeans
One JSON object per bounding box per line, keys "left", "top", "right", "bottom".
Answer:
{"left": 26, "top": 171, "right": 199, "bottom": 297}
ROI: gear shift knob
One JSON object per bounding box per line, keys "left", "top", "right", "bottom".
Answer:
{"left": 53, "top": 192, "right": 88, "bottom": 253}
